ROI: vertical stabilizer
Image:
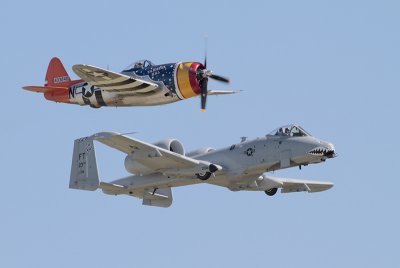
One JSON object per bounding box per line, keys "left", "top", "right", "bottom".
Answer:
{"left": 45, "top": 57, "right": 72, "bottom": 87}
{"left": 70, "top": 136, "right": 99, "bottom": 191}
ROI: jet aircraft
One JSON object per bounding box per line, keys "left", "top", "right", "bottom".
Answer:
{"left": 23, "top": 57, "right": 237, "bottom": 110}
{"left": 70, "top": 124, "right": 336, "bottom": 207}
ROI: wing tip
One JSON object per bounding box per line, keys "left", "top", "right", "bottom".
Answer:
{"left": 92, "top": 131, "right": 122, "bottom": 140}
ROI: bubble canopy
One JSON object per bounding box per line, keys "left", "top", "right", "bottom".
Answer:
{"left": 123, "top": 60, "right": 155, "bottom": 71}
{"left": 268, "top": 124, "right": 312, "bottom": 137}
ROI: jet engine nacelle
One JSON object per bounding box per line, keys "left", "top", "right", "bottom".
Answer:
{"left": 152, "top": 139, "right": 185, "bottom": 155}
{"left": 124, "top": 139, "right": 185, "bottom": 175}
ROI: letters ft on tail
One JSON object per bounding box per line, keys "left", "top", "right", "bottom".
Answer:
{"left": 23, "top": 57, "right": 238, "bottom": 110}
{"left": 70, "top": 124, "right": 336, "bottom": 208}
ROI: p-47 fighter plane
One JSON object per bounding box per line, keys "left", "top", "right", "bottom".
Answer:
{"left": 70, "top": 124, "right": 336, "bottom": 208}
{"left": 23, "top": 57, "right": 236, "bottom": 110}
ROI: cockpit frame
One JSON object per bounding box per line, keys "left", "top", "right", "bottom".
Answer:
{"left": 267, "top": 124, "right": 312, "bottom": 137}
{"left": 124, "top": 60, "right": 155, "bottom": 71}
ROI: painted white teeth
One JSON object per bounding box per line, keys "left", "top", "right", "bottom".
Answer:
{"left": 308, "top": 147, "right": 334, "bottom": 156}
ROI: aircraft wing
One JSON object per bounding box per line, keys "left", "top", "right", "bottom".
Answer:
{"left": 208, "top": 90, "right": 241, "bottom": 95}
{"left": 92, "top": 132, "right": 221, "bottom": 177}
{"left": 72, "top": 64, "right": 158, "bottom": 94}
{"left": 260, "top": 175, "right": 334, "bottom": 193}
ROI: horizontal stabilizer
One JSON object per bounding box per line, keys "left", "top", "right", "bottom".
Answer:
{"left": 99, "top": 179, "right": 173, "bottom": 208}
{"left": 22, "top": 86, "right": 68, "bottom": 93}
{"left": 99, "top": 182, "right": 126, "bottom": 195}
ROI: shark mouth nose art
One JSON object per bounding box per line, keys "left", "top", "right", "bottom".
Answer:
{"left": 308, "top": 147, "right": 336, "bottom": 158}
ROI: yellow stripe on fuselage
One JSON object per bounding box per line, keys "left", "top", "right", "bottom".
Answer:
{"left": 177, "top": 62, "right": 196, "bottom": 99}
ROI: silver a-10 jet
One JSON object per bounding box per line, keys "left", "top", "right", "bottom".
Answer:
{"left": 70, "top": 124, "right": 336, "bottom": 207}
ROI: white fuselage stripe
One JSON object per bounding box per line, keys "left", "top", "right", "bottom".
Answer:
{"left": 173, "top": 62, "right": 185, "bottom": 100}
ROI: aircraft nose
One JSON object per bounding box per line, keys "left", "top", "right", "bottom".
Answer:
{"left": 308, "top": 142, "right": 336, "bottom": 158}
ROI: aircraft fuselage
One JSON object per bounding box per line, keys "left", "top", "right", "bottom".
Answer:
{"left": 61, "top": 62, "right": 204, "bottom": 108}
{"left": 110, "top": 132, "right": 335, "bottom": 192}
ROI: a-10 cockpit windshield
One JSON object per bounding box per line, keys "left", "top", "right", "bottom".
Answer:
{"left": 268, "top": 124, "right": 311, "bottom": 137}
{"left": 123, "top": 60, "right": 155, "bottom": 71}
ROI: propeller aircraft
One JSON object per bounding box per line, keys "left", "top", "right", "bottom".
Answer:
{"left": 70, "top": 124, "right": 336, "bottom": 207}
{"left": 23, "top": 57, "right": 236, "bottom": 110}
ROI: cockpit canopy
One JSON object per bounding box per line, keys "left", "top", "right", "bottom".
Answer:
{"left": 123, "top": 60, "right": 154, "bottom": 71}
{"left": 268, "top": 124, "right": 311, "bottom": 137}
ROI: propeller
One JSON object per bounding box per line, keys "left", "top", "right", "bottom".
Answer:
{"left": 180, "top": 38, "right": 231, "bottom": 111}
{"left": 197, "top": 42, "right": 230, "bottom": 111}
{"left": 200, "top": 76, "right": 207, "bottom": 112}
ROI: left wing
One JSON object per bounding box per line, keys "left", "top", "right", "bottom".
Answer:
{"left": 259, "top": 175, "right": 334, "bottom": 193}
{"left": 73, "top": 64, "right": 158, "bottom": 94}
{"left": 93, "top": 132, "right": 221, "bottom": 177}
{"left": 208, "top": 90, "right": 241, "bottom": 95}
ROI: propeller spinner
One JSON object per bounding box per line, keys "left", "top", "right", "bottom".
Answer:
{"left": 195, "top": 56, "right": 230, "bottom": 111}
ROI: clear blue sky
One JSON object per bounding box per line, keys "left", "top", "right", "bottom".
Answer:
{"left": 1, "top": 0, "right": 399, "bottom": 267}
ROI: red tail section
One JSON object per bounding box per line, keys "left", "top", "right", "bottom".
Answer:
{"left": 45, "top": 57, "right": 73, "bottom": 87}
{"left": 23, "top": 57, "right": 84, "bottom": 104}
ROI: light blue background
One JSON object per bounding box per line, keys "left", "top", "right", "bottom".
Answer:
{"left": 1, "top": 0, "right": 399, "bottom": 267}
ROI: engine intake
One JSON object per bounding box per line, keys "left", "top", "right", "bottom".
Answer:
{"left": 153, "top": 139, "right": 185, "bottom": 155}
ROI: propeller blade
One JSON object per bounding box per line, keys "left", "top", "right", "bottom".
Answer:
{"left": 200, "top": 78, "right": 208, "bottom": 111}
{"left": 209, "top": 74, "right": 230, "bottom": 83}
{"left": 204, "top": 36, "right": 208, "bottom": 69}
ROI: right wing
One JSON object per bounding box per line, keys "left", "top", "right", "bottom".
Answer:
{"left": 259, "top": 175, "right": 334, "bottom": 193}
{"left": 72, "top": 64, "right": 158, "bottom": 94}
